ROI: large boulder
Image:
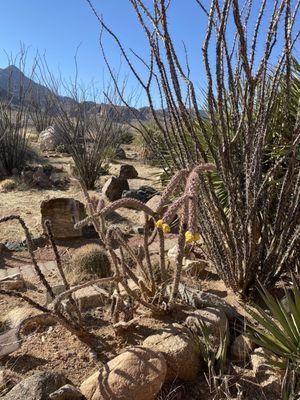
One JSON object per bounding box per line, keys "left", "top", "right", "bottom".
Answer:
{"left": 2, "top": 372, "right": 69, "bottom": 400}
{"left": 80, "top": 346, "right": 166, "bottom": 400}
{"left": 143, "top": 327, "right": 202, "bottom": 382}
{"left": 102, "top": 177, "right": 129, "bottom": 202}
{"left": 119, "top": 164, "right": 138, "bottom": 179}
{"left": 41, "top": 198, "right": 86, "bottom": 239}
{"left": 38, "top": 126, "right": 58, "bottom": 152}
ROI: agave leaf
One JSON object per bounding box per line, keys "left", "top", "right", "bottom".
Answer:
{"left": 257, "top": 284, "right": 298, "bottom": 345}
{"left": 246, "top": 306, "right": 297, "bottom": 352}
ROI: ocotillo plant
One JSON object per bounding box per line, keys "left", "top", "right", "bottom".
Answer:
{"left": 75, "top": 163, "right": 215, "bottom": 312}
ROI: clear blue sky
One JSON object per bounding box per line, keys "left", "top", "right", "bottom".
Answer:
{"left": 0, "top": 1, "right": 299, "bottom": 105}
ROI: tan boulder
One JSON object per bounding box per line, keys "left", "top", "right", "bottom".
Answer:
{"left": 80, "top": 346, "right": 166, "bottom": 400}
{"left": 143, "top": 327, "right": 202, "bottom": 382}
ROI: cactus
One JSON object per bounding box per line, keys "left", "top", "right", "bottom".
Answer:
{"left": 70, "top": 244, "right": 112, "bottom": 283}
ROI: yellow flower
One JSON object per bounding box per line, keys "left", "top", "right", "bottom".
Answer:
{"left": 185, "top": 230, "right": 194, "bottom": 243}
{"left": 155, "top": 219, "right": 164, "bottom": 229}
{"left": 185, "top": 231, "right": 200, "bottom": 243}
{"left": 162, "top": 223, "right": 171, "bottom": 233}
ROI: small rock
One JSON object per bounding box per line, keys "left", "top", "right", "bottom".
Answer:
{"left": 0, "top": 329, "right": 20, "bottom": 359}
{"left": 167, "top": 244, "right": 179, "bottom": 259}
{"left": 46, "top": 284, "right": 67, "bottom": 305}
{"left": 250, "top": 347, "right": 272, "bottom": 374}
{"left": 80, "top": 346, "right": 166, "bottom": 400}
{"left": 231, "top": 335, "right": 255, "bottom": 363}
{"left": 73, "top": 286, "right": 107, "bottom": 311}
{"left": 2, "top": 372, "right": 69, "bottom": 400}
{"left": 115, "top": 147, "right": 126, "bottom": 159}
{"left": 122, "top": 186, "right": 158, "bottom": 203}
{"left": 38, "top": 126, "right": 59, "bottom": 152}
{"left": 0, "top": 274, "right": 25, "bottom": 291}
{"left": 143, "top": 327, "right": 202, "bottom": 382}
{"left": 102, "top": 176, "right": 129, "bottom": 202}
{"left": 49, "top": 384, "right": 85, "bottom": 400}
{"left": 119, "top": 164, "right": 138, "bottom": 179}
{"left": 183, "top": 259, "right": 206, "bottom": 276}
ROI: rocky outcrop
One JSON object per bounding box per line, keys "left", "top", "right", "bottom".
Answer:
{"left": 80, "top": 346, "right": 166, "bottom": 400}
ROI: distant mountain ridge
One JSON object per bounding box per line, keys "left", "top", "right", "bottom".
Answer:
{"left": 0, "top": 65, "right": 206, "bottom": 124}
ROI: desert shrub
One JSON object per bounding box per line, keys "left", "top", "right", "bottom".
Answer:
{"left": 0, "top": 178, "right": 17, "bottom": 192}
{"left": 120, "top": 129, "right": 134, "bottom": 144}
{"left": 94, "top": 1, "right": 300, "bottom": 295}
{"left": 39, "top": 71, "right": 127, "bottom": 189}
{"left": 0, "top": 55, "right": 35, "bottom": 177}
{"left": 246, "top": 277, "right": 300, "bottom": 398}
{"left": 69, "top": 244, "right": 112, "bottom": 284}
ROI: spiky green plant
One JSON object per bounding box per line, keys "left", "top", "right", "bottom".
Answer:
{"left": 246, "top": 277, "right": 300, "bottom": 398}
{"left": 196, "top": 317, "right": 230, "bottom": 398}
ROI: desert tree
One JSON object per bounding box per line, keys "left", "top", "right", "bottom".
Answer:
{"left": 0, "top": 49, "right": 35, "bottom": 177}
{"left": 87, "top": 0, "right": 300, "bottom": 295}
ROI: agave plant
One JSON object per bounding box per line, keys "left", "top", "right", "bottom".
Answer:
{"left": 246, "top": 277, "right": 300, "bottom": 398}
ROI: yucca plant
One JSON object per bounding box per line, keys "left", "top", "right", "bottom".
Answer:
{"left": 246, "top": 276, "right": 300, "bottom": 398}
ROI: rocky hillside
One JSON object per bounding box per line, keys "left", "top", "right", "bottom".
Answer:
{"left": 0, "top": 65, "right": 157, "bottom": 123}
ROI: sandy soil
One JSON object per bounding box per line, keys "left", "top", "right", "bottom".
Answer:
{"left": 0, "top": 144, "right": 163, "bottom": 242}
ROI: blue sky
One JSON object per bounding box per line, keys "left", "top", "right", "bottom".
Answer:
{"left": 0, "top": 1, "right": 299, "bottom": 105}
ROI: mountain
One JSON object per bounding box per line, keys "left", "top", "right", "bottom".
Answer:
{"left": 0, "top": 65, "right": 53, "bottom": 105}
{"left": 0, "top": 65, "right": 205, "bottom": 124}
{"left": 0, "top": 65, "right": 152, "bottom": 122}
